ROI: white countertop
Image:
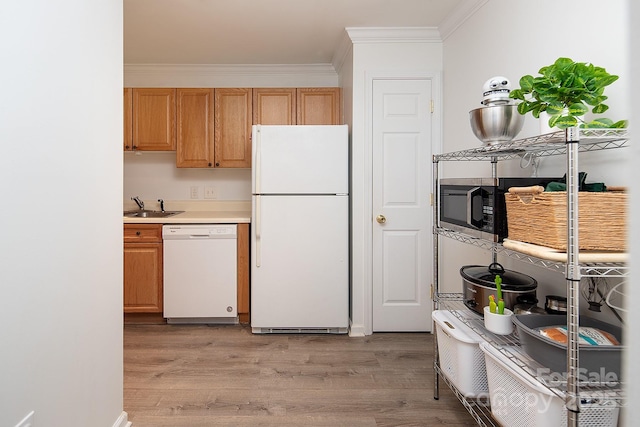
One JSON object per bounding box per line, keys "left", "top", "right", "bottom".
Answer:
{"left": 123, "top": 200, "right": 251, "bottom": 224}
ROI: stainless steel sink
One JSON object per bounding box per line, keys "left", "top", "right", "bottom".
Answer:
{"left": 124, "top": 210, "right": 183, "bottom": 218}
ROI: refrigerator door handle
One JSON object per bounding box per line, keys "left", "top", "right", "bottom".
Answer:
{"left": 254, "top": 125, "right": 261, "bottom": 195}
{"left": 255, "top": 195, "right": 261, "bottom": 267}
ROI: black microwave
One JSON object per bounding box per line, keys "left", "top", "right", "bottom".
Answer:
{"left": 439, "top": 177, "right": 560, "bottom": 242}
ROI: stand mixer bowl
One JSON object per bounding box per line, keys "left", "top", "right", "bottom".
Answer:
{"left": 469, "top": 104, "right": 524, "bottom": 145}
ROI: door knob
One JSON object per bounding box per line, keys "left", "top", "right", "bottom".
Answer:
{"left": 376, "top": 214, "right": 386, "bottom": 224}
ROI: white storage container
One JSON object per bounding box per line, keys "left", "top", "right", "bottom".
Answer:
{"left": 480, "top": 342, "right": 620, "bottom": 427}
{"left": 432, "top": 310, "right": 489, "bottom": 398}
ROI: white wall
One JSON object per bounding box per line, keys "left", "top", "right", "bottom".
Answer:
{"left": 124, "top": 64, "right": 340, "bottom": 88}
{"left": 343, "top": 29, "right": 443, "bottom": 335}
{"left": 442, "top": 0, "right": 630, "bottom": 320}
{"left": 627, "top": 0, "right": 638, "bottom": 421}
{"left": 443, "top": 0, "right": 629, "bottom": 183}
{"left": 124, "top": 152, "right": 251, "bottom": 203}
{"left": 0, "top": 1, "right": 125, "bottom": 427}
{"left": 443, "top": 4, "right": 635, "bottom": 421}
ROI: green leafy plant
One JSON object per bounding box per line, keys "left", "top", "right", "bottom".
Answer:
{"left": 509, "top": 57, "right": 627, "bottom": 129}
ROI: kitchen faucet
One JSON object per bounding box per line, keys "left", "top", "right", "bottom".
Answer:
{"left": 131, "top": 196, "right": 145, "bottom": 210}
{"left": 158, "top": 199, "right": 165, "bottom": 212}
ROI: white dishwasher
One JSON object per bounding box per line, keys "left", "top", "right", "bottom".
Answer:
{"left": 163, "top": 224, "right": 237, "bottom": 324}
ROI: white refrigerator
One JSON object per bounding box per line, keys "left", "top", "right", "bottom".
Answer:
{"left": 251, "top": 125, "right": 349, "bottom": 334}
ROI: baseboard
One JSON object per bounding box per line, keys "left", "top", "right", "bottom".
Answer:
{"left": 348, "top": 322, "right": 366, "bottom": 337}
{"left": 166, "top": 316, "right": 239, "bottom": 325}
{"left": 252, "top": 326, "right": 347, "bottom": 334}
{"left": 124, "top": 312, "right": 166, "bottom": 325}
{"left": 238, "top": 313, "right": 250, "bottom": 324}
{"left": 113, "top": 411, "right": 132, "bottom": 427}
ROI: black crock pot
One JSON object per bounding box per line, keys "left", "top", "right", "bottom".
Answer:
{"left": 460, "top": 263, "right": 537, "bottom": 316}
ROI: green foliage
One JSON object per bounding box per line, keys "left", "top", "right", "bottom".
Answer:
{"left": 509, "top": 57, "right": 627, "bottom": 129}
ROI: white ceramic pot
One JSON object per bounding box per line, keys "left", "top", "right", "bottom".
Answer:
{"left": 539, "top": 110, "right": 584, "bottom": 134}
{"left": 483, "top": 306, "right": 514, "bottom": 335}
{"left": 539, "top": 111, "right": 559, "bottom": 134}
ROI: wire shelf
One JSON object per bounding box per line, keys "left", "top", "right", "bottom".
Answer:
{"left": 435, "top": 228, "right": 629, "bottom": 278}
{"left": 433, "top": 127, "right": 628, "bottom": 426}
{"left": 433, "top": 129, "right": 629, "bottom": 162}
{"left": 434, "top": 362, "right": 497, "bottom": 427}
{"left": 433, "top": 297, "right": 625, "bottom": 406}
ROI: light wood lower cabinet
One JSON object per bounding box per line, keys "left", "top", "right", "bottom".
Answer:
{"left": 123, "top": 223, "right": 251, "bottom": 323}
{"left": 124, "top": 224, "right": 163, "bottom": 313}
{"left": 236, "top": 223, "right": 250, "bottom": 323}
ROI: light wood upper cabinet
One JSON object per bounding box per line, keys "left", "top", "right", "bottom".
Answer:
{"left": 124, "top": 86, "right": 341, "bottom": 159}
{"left": 297, "top": 87, "right": 342, "bottom": 125}
{"left": 253, "top": 88, "right": 296, "bottom": 125}
{"left": 176, "top": 88, "right": 215, "bottom": 168}
{"left": 123, "top": 224, "right": 163, "bottom": 313}
{"left": 214, "top": 88, "right": 252, "bottom": 168}
{"left": 132, "top": 88, "right": 176, "bottom": 151}
{"left": 124, "top": 88, "right": 133, "bottom": 150}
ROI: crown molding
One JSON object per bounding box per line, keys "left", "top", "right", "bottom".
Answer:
{"left": 438, "top": 0, "right": 488, "bottom": 41}
{"left": 335, "top": 26, "right": 442, "bottom": 73}
{"left": 345, "top": 27, "right": 441, "bottom": 44}
{"left": 332, "top": 29, "right": 354, "bottom": 73}
{"left": 124, "top": 63, "right": 336, "bottom": 78}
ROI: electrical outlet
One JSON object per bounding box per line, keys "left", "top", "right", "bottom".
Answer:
{"left": 190, "top": 186, "right": 200, "bottom": 199}
{"left": 204, "top": 186, "right": 217, "bottom": 199}
{"left": 15, "top": 411, "right": 34, "bottom": 427}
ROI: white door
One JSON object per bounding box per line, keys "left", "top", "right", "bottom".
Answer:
{"left": 372, "top": 79, "right": 432, "bottom": 331}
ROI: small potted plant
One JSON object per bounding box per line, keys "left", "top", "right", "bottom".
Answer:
{"left": 509, "top": 57, "right": 627, "bottom": 129}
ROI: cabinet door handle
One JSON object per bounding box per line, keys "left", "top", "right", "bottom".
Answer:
{"left": 136, "top": 231, "right": 141, "bottom": 236}
{"left": 215, "top": 162, "right": 220, "bottom": 167}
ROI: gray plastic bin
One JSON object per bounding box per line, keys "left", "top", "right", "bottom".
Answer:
{"left": 513, "top": 314, "right": 623, "bottom": 382}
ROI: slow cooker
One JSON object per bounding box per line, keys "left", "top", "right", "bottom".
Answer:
{"left": 460, "top": 263, "right": 537, "bottom": 316}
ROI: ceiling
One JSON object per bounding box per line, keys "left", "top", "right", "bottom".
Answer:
{"left": 124, "top": 0, "right": 466, "bottom": 65}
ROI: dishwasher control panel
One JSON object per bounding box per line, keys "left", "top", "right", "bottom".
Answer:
{"left": 163, "top": 225, "right": 237, "bottom": 239}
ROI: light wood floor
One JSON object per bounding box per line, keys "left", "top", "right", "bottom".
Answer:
{"left": 124, "top": 323, "right": 477, "bottom": 426}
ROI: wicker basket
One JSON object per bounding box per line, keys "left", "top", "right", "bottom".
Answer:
{"left": 505, "top": 186, "right": 627, "bottom": 251}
